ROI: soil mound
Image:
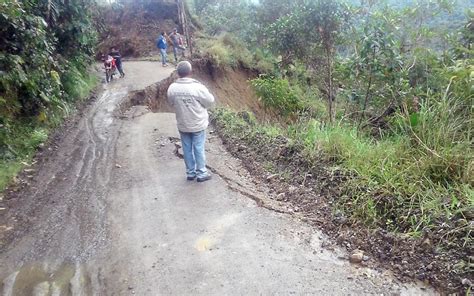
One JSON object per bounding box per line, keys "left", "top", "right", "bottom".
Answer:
{"left": 96, "top": 1, "right": 179, "bottom": 58}
{"left": 192, "top": 60, "right": 262, "bottom": 115}
{"left": 123, "top": 59, "right": 263, "bottom": 116}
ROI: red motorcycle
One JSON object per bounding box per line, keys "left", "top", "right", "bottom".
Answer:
{"left": 103, "top": 55, "right": 117, "bottom": 83}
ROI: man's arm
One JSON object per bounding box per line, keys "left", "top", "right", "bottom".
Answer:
{"left": 166, "top": 34, "right": 173, "bottom": 45}
{"left": 196, "top": 85, "right": 215, "bottom": 109}
{"left": 167, "top": 87, "right": 175, "bottom": 107}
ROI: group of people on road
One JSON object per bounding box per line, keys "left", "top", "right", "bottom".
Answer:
{"left": 159, "top": 30, "right": 213, "bottom": 182}
{"left": 157, "top": 28, "right": 186, "bottom": 67}
{"left": 160, "top": 30, "right": 214, "bottom": 182}
{"left": 101, "top": 28, "right": 185, "bottom": 78}
{"left": 103, "top": 29, "right": 213, "bottom": 183}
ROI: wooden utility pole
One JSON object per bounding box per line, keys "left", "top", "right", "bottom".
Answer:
{"left": 176, "top": 0, "right": 193, "bottom": 56}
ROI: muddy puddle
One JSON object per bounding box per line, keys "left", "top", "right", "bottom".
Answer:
{"left": 2, "top": 262, "right": 94, "bottom": 295}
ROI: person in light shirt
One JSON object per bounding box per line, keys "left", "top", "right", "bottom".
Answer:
{"left": 167, "top": 61, "right": 215, "bottom": 182}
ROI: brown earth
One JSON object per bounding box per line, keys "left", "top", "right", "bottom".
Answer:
{"left": 124, "top": 59, "right": 264, "bottom": 117}
{"left": 96, "top": 1, "right": 179, "bottom": 58}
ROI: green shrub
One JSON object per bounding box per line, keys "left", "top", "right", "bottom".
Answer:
{"left": 250, "top": 76, "right": 305, "bottom": 118}
{"left": 253, "top": 48, "right": 276, "bottom": 73}
{"left": 196, "top": 33, "right": 278, "bottom": 73}
{"left": 0, "top": 0, "right": 98, "bottom": 191}
{"left": 215, "top": 106, "right": 472, "bottom": 236}
{"left": 62, "top": 59, "right": 98, "bottom": 102}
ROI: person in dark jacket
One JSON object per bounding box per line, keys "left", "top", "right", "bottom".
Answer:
{"left": 109, "top": 47, "right": 125, "bottom": 77}
{"left": 156, "top": 32, "right": 169, "bottom": 67}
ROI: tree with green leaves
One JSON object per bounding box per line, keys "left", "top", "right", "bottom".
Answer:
{"left": 265, "top": 0, "right": 350, "bottom": 123}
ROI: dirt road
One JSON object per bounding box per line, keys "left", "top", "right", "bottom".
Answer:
{"left": 0, "top": 62, "right": 435, "bottom": 295}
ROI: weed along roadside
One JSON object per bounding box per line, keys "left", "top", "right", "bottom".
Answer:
{"left": 0, "top": 73, "right": 99, "bottom": 194}
{"left": 211, "top": 107, "right": 472, "bottom": 293}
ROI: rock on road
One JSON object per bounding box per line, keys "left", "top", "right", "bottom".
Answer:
{"left": 0, "top": 62, "right": 435, "bottom": 295}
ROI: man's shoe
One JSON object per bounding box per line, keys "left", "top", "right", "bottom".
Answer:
{"left": 187, "top": 176, "right": 196, "bottom": 181}
{"left": 197, "top": 175, "right": 212, "bottom": 183}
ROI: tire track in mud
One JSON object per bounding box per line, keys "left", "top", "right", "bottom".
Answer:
{"left": 0, "top": 62, "right": 175, "bottom": 295}
{"left": 1, "top": 81, "right": 133, "bottom": 295}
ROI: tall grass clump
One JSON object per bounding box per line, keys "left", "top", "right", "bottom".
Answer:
{"left": 196, "top": 33, "right": 252, "bottom": 68}
{"left": 195, "top": 33, "right": 278, "bottom": 73}
{"left": 285, "top": 89, "right": 472, "bottom": 237}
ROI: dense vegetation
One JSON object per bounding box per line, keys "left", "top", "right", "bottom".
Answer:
{"left": 0, "top": 0, "right": 98, "bottom": 190}
{"left": 191, "top": 0, "right": 473, "bottom": 291}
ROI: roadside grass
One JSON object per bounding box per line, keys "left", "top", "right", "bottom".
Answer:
{"left": 195, "top": 32, "right": 276, "bottom": 72}
{"left": 0, "top": 162, "right": 22, "bottom": 191}
{"left": 62, "top": 63, "right": 99, "bottom": 105}
{"left": 212, "top": 106, "right": 473, "bottom": 247}
{"left": 0, "top": 66, "right": 98, "bottom": 193}
{"left": 238, "top": 72, "right": 472, "bottom": 242}
{"left": 0, "top": 124, "right": 49, "bottom": 191}
{"left": 298, "top": 122, "right": 472, "bottom": 235}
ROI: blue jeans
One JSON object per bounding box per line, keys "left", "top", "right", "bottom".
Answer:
{"left": 160, "top": 48, "right": 167, "bottom": 65}
{"left": 179, "top": 130, "right": 209, "bottom": 178}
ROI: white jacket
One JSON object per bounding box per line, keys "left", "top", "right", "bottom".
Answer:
{"left": 167, "top": 78, "right": 215, "bottom": 133}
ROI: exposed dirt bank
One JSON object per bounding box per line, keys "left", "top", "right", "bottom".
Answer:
{"left": 96, "top": 1, "right": 179, "bottom": 58}
{"left": 124, "top": 59, "right": 263, "bottom": 116}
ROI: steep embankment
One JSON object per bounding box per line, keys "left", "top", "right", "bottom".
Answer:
{"left": 124, "top": 59, "right": 264, "bottom": 116}
{"left": 96, "top": 1, "right": 179, "bottom": 57}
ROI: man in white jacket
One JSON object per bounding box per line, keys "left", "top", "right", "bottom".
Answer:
{"left": 167, "top": 61, "right": 215, "bottom": 182}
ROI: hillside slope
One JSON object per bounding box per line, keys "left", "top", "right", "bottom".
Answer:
{"left": 96, "top": 1, "right": 180, "bottom": 58}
